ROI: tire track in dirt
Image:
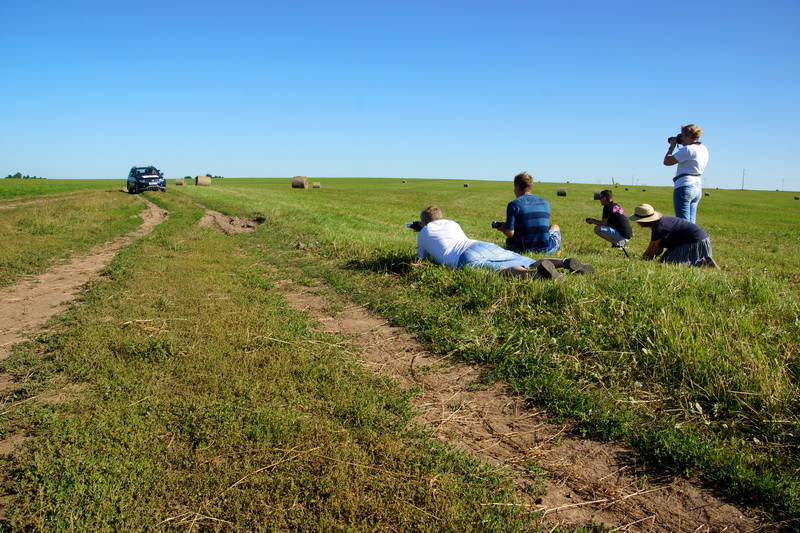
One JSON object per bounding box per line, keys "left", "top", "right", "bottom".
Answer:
{"left": 0, "top": 197, "right": 169, "bottom": 456}
{"left": 271, "top": 275, "right": 767, "bottom": 532}
{"left": 0, "top": 198, "right": 168, "bottom": 362}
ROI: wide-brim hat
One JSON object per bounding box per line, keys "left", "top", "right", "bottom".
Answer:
{"left": 628, "top": 203, "right": 662, "bottom": 222}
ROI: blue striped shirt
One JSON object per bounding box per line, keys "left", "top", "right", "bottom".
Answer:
{"left": 505, "top": 194, "right": 551, "bottom": 251}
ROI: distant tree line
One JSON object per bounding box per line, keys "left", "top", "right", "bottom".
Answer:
{"left": 4, "top": 172, "right": 47, "bottom": 179}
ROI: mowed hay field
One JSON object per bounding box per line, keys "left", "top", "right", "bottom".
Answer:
{"left": 1, "top": 177, "right": 799, "bottom": 529}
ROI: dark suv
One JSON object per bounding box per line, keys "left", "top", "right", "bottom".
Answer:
{"left": 127, "top": 166, "right": 166, "bottom": 193}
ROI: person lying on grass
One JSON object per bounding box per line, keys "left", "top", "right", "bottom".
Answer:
{"left": 628, "top": 203, "right": 719, "bottom": 268}
{"left": 415, "top": 205, "right": 593, "bottom": 279}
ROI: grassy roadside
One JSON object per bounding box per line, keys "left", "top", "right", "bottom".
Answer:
{"left": 168, "top": 178, "right": 800, "bottom": 519}
{"left": 258, "top": 228, "right": 800, "bottom": 518}
{"left": 0, "top": 189, "right": 144, "bottom": 289}
{"left": 2, "top": 177, "right": 799, "bottom": 525}
{"left": 0, "top": 191, "right": 541, "bottom": 531}
{"left": 0, "top": 179, "right": 122, "bottom": 202}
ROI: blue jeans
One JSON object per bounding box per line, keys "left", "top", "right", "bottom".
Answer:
{"left": 597, "top": 226, "right": 629, "bottom": 246}
{"left": 673, "top": 182, "right": 702, "bottom": 223}
{"left": 508, "top": 227, "right": 562, "bottom": 254}
{"left": 457, "top": 241, "right": 535, "bottom": 270}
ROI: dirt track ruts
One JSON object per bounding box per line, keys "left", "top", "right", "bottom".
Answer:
{"left": 0, "top": 204, "right": 773, "bottom": 531}
{"left": 0, "top": 197, "right": 168, "bottom": 361}
{"left": 0, "top": 195, "right": 169, "bottom": 519}
{"left": 273, "top": 263, "right": 768, "bottom": 532}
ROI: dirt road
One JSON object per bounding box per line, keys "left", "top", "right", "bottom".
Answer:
{"left": 0, "top": 204, "right": 772, "bottom": 530}
{"left": 0, "top": 198, "right": 168, "bottom": 361}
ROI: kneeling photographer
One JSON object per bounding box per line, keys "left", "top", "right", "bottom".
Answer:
{"left": 663, "top": 124, "right": 708, "bottom": 224}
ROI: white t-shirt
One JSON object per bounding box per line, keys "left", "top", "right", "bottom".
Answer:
{"left": 673, "top": 143, "right": 709, "bottom": 188}
{"left": 417, "top": 219, "right": 478, "bottom": 268}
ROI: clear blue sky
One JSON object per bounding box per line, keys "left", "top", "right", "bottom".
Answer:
{"left": 2, "top": 0, "right": 798, "bottom": 190}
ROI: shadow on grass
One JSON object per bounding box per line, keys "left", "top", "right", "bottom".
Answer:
{"left": 346, "top": 251, "right": 417, "bottom": 275}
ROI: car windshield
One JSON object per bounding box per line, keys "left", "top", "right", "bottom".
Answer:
{"left": 134, "top": 167, "right": 160, "bottom": 176}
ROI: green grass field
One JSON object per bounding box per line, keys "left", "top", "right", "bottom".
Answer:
{"left": 0, "top": 179, "right": 121, "bottom": 202}
{"left": 0, "top": 189, "right": 143, "bottom": 289}
{"left": 1, "top": 177, "right": 799, "bottom": 529}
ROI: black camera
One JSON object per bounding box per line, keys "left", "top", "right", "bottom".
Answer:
{"left": 491, "top": 221, "right": 503, "bottom": 229}
{"left": 406, "top": 221, "right": 423, "bottom": 232}
{"left": 668, "top": 133, "right": 684, "bottom": 145}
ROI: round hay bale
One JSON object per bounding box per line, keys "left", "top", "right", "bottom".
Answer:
{"left": 291, "top": 176, "right": 308, "bottom": 189}
{"left": 593, "top": 190, "right": 602, "bottom": 200}
{"left": 463, "top": 183, "right": 469, "bottom": 187}
{"left": 312, "top": 182, "right": 321, "bottom": 189}
{"left": 195, "top": 176, "right": 211, "bottom": 187}
{"left": 175, "top": 178, "right": 185, "bottom": 186}
{"left": 556, "top": 188, "right": 567, "bottom": 197}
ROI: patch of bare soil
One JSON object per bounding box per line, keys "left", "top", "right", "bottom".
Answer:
{"left": 0, "top": 197, "right": 169, "bottom": 466}
{"left": 197, "top": 210, "right": 264, "bottom": 235}
{"left": 274, "top": 276, "right": 768, "bottom": 532}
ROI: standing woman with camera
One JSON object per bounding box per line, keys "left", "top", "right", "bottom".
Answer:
{"left": 664, "top": 124, "right": 708, "bottom": 223}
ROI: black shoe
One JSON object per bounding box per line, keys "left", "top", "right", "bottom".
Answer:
{"left": 563, "top": 258, "right": 594, "bottom": 275}
{"left": 537, "top": 260, "right": 564, "bottom": 280}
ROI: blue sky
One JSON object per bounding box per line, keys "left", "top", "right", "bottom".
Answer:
{"left": 2, "top": 1, "right": 798, "bottom": 190}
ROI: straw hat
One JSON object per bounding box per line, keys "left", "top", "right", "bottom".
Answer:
{"left": 628, "top": 203, "right": 662, "bottom": 222}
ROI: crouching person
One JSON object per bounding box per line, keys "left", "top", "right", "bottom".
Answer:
{"left": 415, "top": 206, "right": 593, "bottom": 279}
{"left": 628, "top": 203, "right": 718, "bottom": 267}
{"left": 585, "top": 189, "right": 632, "bottom": 248}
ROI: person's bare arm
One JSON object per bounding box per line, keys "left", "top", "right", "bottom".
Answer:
{"left": 664, "top": 139, "right": 679, "bottom": 166}
{"left": 642, "top": 238, "right": 664, "bottom": 260}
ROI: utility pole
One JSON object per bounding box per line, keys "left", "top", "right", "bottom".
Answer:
{"left": 741, "top": 169, "right": 745, "bottom": 190}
